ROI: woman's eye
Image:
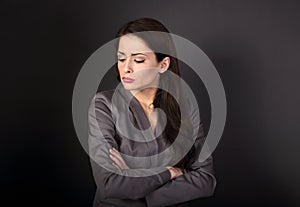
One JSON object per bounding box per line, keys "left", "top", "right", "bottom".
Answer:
{"left": 134, "top": 59, "right": 145, "bottom": 63}
{"left": 118, "top": 58, "right": 125, "bottom": 62}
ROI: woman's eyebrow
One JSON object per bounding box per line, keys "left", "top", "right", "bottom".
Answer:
{"left": 118, "top": 51, "right": 147, "bottom": 56}
{"left": 131, "top": 52, "right": 147, "bottom": 56}
{"left": 117, "top": 51, "right": 126, "bottom": 55}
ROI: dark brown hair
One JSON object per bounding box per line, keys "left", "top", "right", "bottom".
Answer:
{"left": 114, "top": 17, "right": 196, "bottom": 170}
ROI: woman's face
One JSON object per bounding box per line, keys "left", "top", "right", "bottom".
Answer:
{"left": 117, "top": 34, "right": 164, "bottom": 93}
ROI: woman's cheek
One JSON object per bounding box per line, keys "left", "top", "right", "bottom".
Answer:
{"left": 117, "top": 66, "right": 122, "bottom": 76}
{"left": 141, "top": 67, "right": 158, "bottom": 76}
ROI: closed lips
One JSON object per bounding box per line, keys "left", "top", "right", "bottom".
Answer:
{"left": 122, "top": 77, "right": 135, "bottom": 81}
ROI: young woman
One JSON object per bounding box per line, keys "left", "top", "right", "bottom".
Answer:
{"left": 88, "top": 17, "right": 216, "bottom": 207}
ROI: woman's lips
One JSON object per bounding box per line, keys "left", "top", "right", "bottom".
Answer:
{"left": 122, "top": 77, "right": 135, "bottom": 83}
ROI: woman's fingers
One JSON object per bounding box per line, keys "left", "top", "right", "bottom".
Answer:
{"left": 176, "top": 168, "right": 183, "bottom": 176}
{"left": 109, "top": 153, "right": 120, "bottom": 167}
{"left": 167, "top": 167, "right": 184, "bottom": 179}
{"left": 109, "top": 151, "right": 124, "bottom": 168}
{"left": 112, "top": 162, "right": 121, "bottom": 170}
{"left": 109, "top": 148, "right": 129, "bottom": 169}
{"left": 110, "top": 149, "right": 124, "bottom": 164}
{"left": 172, "top": 167, "right": 184, "bottom": 179}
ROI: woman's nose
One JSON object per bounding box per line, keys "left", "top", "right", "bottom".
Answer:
{"left": 124, "top": 59, "right": 133, "bottom": 74}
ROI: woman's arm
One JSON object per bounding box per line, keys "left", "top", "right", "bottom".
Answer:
{"left": 144, "top": 122, "right": 217, "bottom": 207}
{"left": 109, "top": 147, "right": 184, "bottom": 180}
{"left": 88, "top": 92, "right": 172, "bottom": 200}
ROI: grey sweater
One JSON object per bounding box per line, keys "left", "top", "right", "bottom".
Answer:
{"left": 88, "top": 86, "right": 216, "bottom": 207}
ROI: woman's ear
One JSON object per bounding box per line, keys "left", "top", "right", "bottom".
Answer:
{"left": 159, "top": 57, "right": 170, "bottom": 73}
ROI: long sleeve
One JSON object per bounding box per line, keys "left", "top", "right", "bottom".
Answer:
{"left": 88, "top": 92, "right": 171, "bottom": 200}
{"left": 144, "top": 117, "right": 217, "bottom": 206}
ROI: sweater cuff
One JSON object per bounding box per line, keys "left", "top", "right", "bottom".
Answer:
{"left": 158, "top": 168, "right": 171, "bottom": 184}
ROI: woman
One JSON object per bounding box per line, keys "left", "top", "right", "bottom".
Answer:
{"left": 88, "top": 18, "right": 216, "bottom": 207}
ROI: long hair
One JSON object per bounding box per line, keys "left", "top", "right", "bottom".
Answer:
{"left": 114, "top": 17, "right": 196, "bottom": 170}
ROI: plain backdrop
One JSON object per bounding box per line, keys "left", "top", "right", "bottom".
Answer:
{"left": 1, "top": 0, "right": 300, "bottom": 206}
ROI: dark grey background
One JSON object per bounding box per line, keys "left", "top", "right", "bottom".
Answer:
{"left": 1, "top": 0, "right": 300, "bottom": 206}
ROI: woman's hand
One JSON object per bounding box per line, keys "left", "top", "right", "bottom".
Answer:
{"left": 166, "top": 166, "right": 187, "bottom": 179}
{"left": 109, "top": 148, "right": 129, "bottom": 170}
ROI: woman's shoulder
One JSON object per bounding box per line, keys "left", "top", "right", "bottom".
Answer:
{"left": 93, "top": 89, "right": 115, "bottom": 102}
{"left": 89, "top": 90, "right": 117, "bottom": 111}
{"left": 93, "top": 87, "right": 131, "bottom": 105}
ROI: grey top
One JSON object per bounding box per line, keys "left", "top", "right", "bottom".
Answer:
{"left": 88, "top": 86, "right": 217, "bottom": 207}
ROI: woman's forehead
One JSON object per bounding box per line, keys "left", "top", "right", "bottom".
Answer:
{"left": 118, "top": 35, "right": 153, "bottom": 55}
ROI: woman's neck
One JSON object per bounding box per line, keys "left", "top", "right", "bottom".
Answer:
{"left": 130, "top": 87, "right": 157, "bottom": 108}
{"left": 130, "top": 87, "right": 158, "bottom": 133}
